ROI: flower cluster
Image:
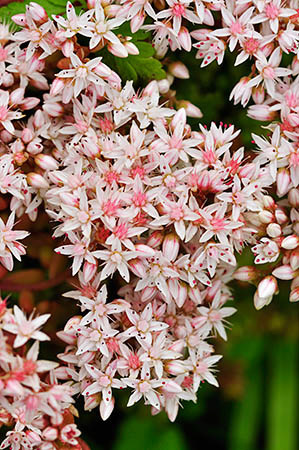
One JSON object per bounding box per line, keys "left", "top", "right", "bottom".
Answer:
{"left": 0, "top": 300, "right": 83, "bottom": 450}
{"left": 0, "top": 0, "right": 297, "bottom": 446}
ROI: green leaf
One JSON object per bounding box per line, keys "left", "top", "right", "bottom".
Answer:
{"left": 116, "top": 21, "right": 150, "bottom": 42}
{"left": 266, "top": 339, "right": 298, "bottom": 450}
{"left": 101, "top": 42, "right": 166, "bottom": 85}
{"left": 0, "top": 0, "right": 86, "bottom": 25}
{"left": 228, "top": 353, "right": 264, "bottom": 450}
{"left": 113, "top": 416, "right": 188, "bottom": 450}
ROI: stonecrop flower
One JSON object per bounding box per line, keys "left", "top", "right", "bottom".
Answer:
{"left": 0, "top": 0, "right": 298, "bottom": 446}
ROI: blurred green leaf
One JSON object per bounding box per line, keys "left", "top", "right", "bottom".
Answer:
{"left": 113, "top": 416, "right": 187, "bottom": 450}
{"left": 228, "top": 342, "right": 264, "bottom": 450}
{"left": 266, "top": 339, "right": 298, "bottom": 450}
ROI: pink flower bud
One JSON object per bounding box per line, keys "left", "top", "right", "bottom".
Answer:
{"left": 275, "top": 207, "right": 288, "bottom": 225}
{"left": 288, "top": 188, "right": 299, "bottom": 207}
{"left": 129, "top": 258, "right": 146, "bottom": 278}
{"left": 281, "top": 235, "right": 299, "bottom": 250}
{"left": 10, "top": 87, "right": 25, "bottom": 104}
{"left": 21, "top": 127, "right": 34, "bottom": 143}
{"left": 50, "top": 78, "right": 65, "bottom": 96}
{"left": 94, "top": 62, "right": 112, "bottom": 77}
{"left": 50, "top": 412, "right": 63, "bottom": 426}
{"left": 272, "top": 265, "right": 296, "bottom": 280}
{"left": 168, "top": 61, "right": 189, "bottom": 79}
{"left": 266, "top": 223, "right": 281, "bottom": 238}
{"left": 135, "top": 244, "right": 156, "bottom": 257}
{"left": 171, "top": 108, "right": 186, "bottom": 129}
{"left": 108, "top": 42, "right": 128, "bottom": 58}
{"left": 166, "top": 360, "right": 187, "bottom": 375}
{"left": 27, "top": 140, "right": 43, "bottom": 155}
{"left": 42, "top": 427, "right": 58, "bottom": 441}
{"left": 157, "top": 79, "right": 171, "bottom": 94}
{"left": 176, "top": 100, "right": 203, "bottom": 118}
{"left": 84, "top": 393, "right": 100, "bottom": 410}
{"left": 263, "top": 195, "right": 275, "bottom": 211}
{"left": 19, "top": 97, "right": 40, "bottom": 110}
{"left": 147, "top": 231, "right": 164, "bottom": 248}
{"left": 290, "top": 249, "right": 299, "bottom": 271}
{"left": 27, "top": 172, "right": 49, "bottom": 189}
{"left": 26, "top": 395, "right": 39, "bottom": 410}
{"left": 162, "top": 233, "right": 180, "bottom": 261}
{"left": 33, "top": 110, "right": 45, "bottom": 128}
{"left": 290, "top": 287, "right": 299, "bottom": 302}
{"left": 248, "top": 104, "right": 276, "bottom": 121}
{"left": 258, "top": 210, "right": 274, "bottom": 224}
{"left": 276, "top": 168, "right": 291, "bottom": 197}
{"left": 27, "top": 2, "right": 48, "bottom": 22}
{"left": 1, "top": 72, "right": 14, "bottom": 87}
{"left": 258, "top": 275, "right": 278, "bottom": 298}
{"left": 83, "top": 261, "right": 98, "bottom": 283}
{"left": 233, "top": 266, "right": 258, "bottom": 281}
{"left": 43, "top": 101, "right": 64, "bottom": 117}
{"left": 140, "top": 286, "right": 156, "bottom": 302}
{"left": 254, "top": 291, "right": 273, "bottom": 310}
{"left": 124, "top": 41, "right": 139, "bottom": 55}
{"left": 35, "top": 154, "right": 59, "bottom": 171}
{"left": 0, "top": 130, "right": 13, "bottom": 143}
{"left": 252, "top": 85, "right": 265, "bottom": 104}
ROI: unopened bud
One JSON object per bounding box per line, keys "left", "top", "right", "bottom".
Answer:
{"left": 20, "top": 97, "right": 40, "bottom": 110}
{"left": 233, "top": 266, "right": 258, "bottom": 281}
{"left": 162, "top": 233, "right": 180, "bottom": 261}
{"left": 27, "top": 172, "right": 49, "bottom": 189}
{"left": 129, "top": 258, "right": 146, "bottom": 278}
{"left": 290, "top": 287, "right": 299, "bottom": 302}
{"left": 42, "top": 427, "right": 58, "bottom": 441}
{"left": 276, "top": 168, "right": 291, "bottom": 197}
{"left": 35, "top": 154, "right": 59, "bottom": 171}
{"left": 108, "top": 42, "right": 128, "bottom": 58}
{"left": 135, "top": 244, "right": 156, "bottom": 257}
{"left": 124, "top": 41, "right": 139, "bottom": 55}
{"left": 94, "top": 62, "right": 112, "bottom": 77}
{"left": 272, "top": 265, "right": 296, "bottom": 280}
{"left": 290, "top": 249, "right": 299, "bottom": 271}
{"left": 266, "top": 223, "right": 281, "bottom": 238}
{"left": 21, "top": 127, "right": 34, "bottom": 144}
{"left": 254, "top": 291, "right": 273, "bottom": 310}
{"left": 50, "top": 78, "right": 65, "bottom": 96}
{"left": 10, "top": 87, "right": 25, "bottom": 104}
{"left": 27, "top": 2, "right": 48, "bottom": 22}
{"left": 176, "top": 100, "right": 203, "bottom": 118}
{"left": 168, "top": 61, "right": 189, "bottom": 79}
{"left": 83, "top": 261, "right": 98, "bottom": 283}
{"left": 258, "top": 210, "right": 274, "bottom": 224}
{"left": 147, "top": 231, "right": 164, "bottom": 248}
{"left": 262, "top": 195, "right": 275, "bottom": 209}
{"left": 288, "top": 188, "right": 299, "bottom": 207}
{"left": 281, "top": 235, "right": 299, "bottom": 250}
{"left": 258, "top": 275, "right": 278, "bottom": 298}
{"left": 252, "top": 85, "right": 265, "bottom": 104}
{"left": 275, "top": 207, "right": 288, "bottom": 225}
